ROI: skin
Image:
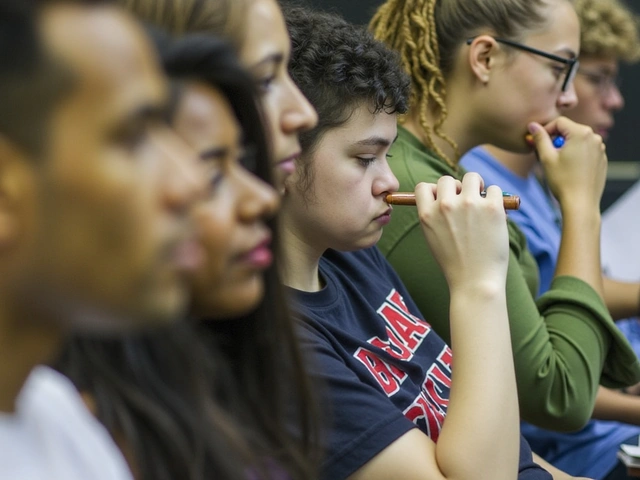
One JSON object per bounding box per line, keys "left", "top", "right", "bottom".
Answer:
{"left": 404, "top": 0, "right": 608, "bottom": 298}
{"left": 569, "top": 56, "right": 624, "bottom": 140}
{"left": 287, "top": 105, "right": 398, "bottom": 249}
{"left": 238, "top": 0, "right": 318, "bottom": 189}
{"left": 0, "top": 4, "right": 204, "bottom": 411}
{"left": 280, "top": 102, "right": 517, "bottom": 480}
{"left": 426, "top": 0, "right": 581, "bottom": 157}
{"left": 482, "top": 51, "right": 640, "bottom": 465}
{"left": 172, "top": 81, "right": 279, "bottom": 318}
{"left": 381, "top": 1, "right": 608, "bottom": 476}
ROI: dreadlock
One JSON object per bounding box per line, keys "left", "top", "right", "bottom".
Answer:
{"left": 370, "top": 0, "right": 559, "bottom": 167}
{"left": 370, "top": 0, "right": 457, "bottom": 167}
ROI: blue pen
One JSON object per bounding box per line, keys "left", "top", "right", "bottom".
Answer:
{"left": 525, "top": 134, "right": 565, "bottom": 148}
{"left": 552, "top": 136, "right": 565, "bottom": 148}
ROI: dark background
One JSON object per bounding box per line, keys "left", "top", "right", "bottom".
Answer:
{"left": 307, "top": 0, "right": 640, "bottom": 209}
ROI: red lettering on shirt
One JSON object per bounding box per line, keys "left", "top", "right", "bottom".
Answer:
{"left": 379, "top": 290, "right": 431, "bottom": 351}
{"left": 424, "top": 363, "right": 451, "bottom": 407}
{"left": 403, "top": 346, "right": 452, "bottom": 439}
{"left": 403, "top": 393, "right": 446, "bottom": 441}
{"left": 354, "top": 347, "right": 401, "bottom": 395}
{"left": 370, "top": 329, "right": 413, "bottom": 361}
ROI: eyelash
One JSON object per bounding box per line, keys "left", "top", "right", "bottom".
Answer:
{"left": 118, "top": 128, "right": 147, "bottom": 151}
{"left": 356, "top": 154, "right": 393, "bottom": 167}
{"left": 257, "top": 75, "right": 276, "bottom": 93}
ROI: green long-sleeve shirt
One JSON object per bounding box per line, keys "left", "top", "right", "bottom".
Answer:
{"left": 378, "top": 126, "right": 640, "bottom": 431}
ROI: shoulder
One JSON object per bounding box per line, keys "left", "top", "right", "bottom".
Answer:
{"left": 13, "top": 366, "right": 133, "bottom": 480}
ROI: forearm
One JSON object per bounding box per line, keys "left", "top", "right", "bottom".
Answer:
{"left": 592, "top": 386, "right": 640, "bottom": 425}
{"left": 436, "top": 284, "right": 519, "bottom": 480}
{"left": 603, "top": 277, "right": 640, "bottom": 320}
{"left": 555, "top": 205, "right": 604, "bottom": 298}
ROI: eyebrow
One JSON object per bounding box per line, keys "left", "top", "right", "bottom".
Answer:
{"left": 124, "top": 103, "right": 168, "bottom": 126}
{"left": 354, "top": 134, "right": 399, "bottom": 148}
{"left": 556, "top": 48, "right": 578, "bottom": 59}
{"left": 199, "top": 147, "right": 227, "bottom": 161}
{"left": 110, "top": 103, "right": 168, "bottom": 139}
{"left": 249, "top": 52, "right": 284, "bottom": 70}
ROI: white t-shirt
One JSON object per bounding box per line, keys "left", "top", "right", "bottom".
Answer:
{"left": 0, "top": 366, "right": 134, "bottom": 480}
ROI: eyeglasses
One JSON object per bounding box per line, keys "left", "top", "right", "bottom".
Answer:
{"left": 577, "top": 69, "right": 622, "bottom": 95}
{"left": 465, "top": 36, "right": 579, "bottom": 92}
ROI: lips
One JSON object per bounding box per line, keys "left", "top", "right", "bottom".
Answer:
{"left": 239, "top": 236, "right": 273, "bottom": 270}
{"left": 277, "top": 152, "right": 300, "bottom": 175}
{"left": 375, "top": 207, "right": 392, "bottom": 225}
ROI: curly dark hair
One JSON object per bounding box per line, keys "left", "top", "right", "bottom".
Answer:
{"left": 284, "top": 6, "right": 410, "bottom": 149}
{"left": 283, "top": 5, "right": 410, "bottom": 197}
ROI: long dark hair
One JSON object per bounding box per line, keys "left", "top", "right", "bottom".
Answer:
{"left": 55, "top": 34, "right": 319, "bottom": 480}
{"left": 161, "top": 32, "right": 321, "bottom": 479}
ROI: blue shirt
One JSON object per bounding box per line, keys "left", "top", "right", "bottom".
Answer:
{"left": 461, "top": 146, "right": 640, "bottom": 479}
{"left": 461, "top": 147, "right": 561, "bottom": 295}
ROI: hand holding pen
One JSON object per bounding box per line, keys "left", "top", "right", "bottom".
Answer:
{"left": 527, "top": 117, "right": 607, "bottom": 208}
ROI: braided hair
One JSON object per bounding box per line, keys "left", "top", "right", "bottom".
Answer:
{"left": 370, "top": 0, "right": 559, "bottom": 166}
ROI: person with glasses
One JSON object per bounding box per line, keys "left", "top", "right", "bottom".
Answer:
{"left": 460, "top": 0, "right": 640, "bottom": 478}
{"left": 370, "top": 0, "right": 640, "bottom": 459}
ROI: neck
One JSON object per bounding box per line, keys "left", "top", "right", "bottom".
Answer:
{"left": 0, "top": 298, "right": 63, "bottom": 413}
{"left": 482, "top": 145, "right": 538, "bottom": 178}
{"left": 402, "top": 78, "right": 486, "bottom": 162}
{"left": 279, "top": 218, "right": 325, "bottom": 293}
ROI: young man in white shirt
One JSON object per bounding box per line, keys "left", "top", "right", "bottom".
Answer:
{"left": 0, "top": 0, "right": 204, "bottom": 477}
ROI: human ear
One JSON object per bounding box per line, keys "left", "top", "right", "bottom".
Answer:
{"left": 467, "top": 35, "right": 498, "bottom": 84}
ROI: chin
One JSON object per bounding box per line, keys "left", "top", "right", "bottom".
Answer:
{"left": 194, "top": 283, "right": 264, "bottom": 320}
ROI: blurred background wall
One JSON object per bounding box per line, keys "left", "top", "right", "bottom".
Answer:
{"left": 306, "top": 0, "right": 640, "bottom": 210}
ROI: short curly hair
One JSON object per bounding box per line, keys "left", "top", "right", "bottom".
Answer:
{"left": 285, "top": 5, "right": 410, "bottom": 156}
{"left": 576, "top": 0, "right": 640, "bottom": 62}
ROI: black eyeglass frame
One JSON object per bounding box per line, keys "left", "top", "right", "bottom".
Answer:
{"left": 465, "top": 36, "right": 579, "bottom": 92}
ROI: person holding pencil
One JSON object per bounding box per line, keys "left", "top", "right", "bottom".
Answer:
{"left": 280, "top": 6, "right": 554, "bottom": 479}
{"left": 371, "top": 0, "right": 640, "bottom": 443}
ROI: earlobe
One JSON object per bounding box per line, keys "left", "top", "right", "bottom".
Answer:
{"left": 467, "top": 35, "right": 497, "bottom": 84}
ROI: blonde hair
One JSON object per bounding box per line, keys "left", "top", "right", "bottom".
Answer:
{"left": 118, "top": 0, "right": 250, "bottom": 52}
{"left": 370, "top": 0, "right": 559, "bottom": 166}
{"left": 576, "top": 0, "right": 640, "bottom": 62}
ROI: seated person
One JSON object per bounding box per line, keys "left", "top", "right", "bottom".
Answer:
{"left": 281, "top": 7, "right": 546, "bottom": 480}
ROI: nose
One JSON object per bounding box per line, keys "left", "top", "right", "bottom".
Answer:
{"left": 237, "top": 168, "right": 280, "bottom": 223}
{"left": 281, "top": 75, "right": 318, "bottom": 135}
{"left": 155, "top": 128, "right": 207, "bottom": 214}
{"left": 558, "top": 81, "right": 578, "bottom": 110}
{"left": 374, "top": 158, "right": 400, "bottom": 196}
{"left": 604, "top": 85, "right": 625, "bottom": 112}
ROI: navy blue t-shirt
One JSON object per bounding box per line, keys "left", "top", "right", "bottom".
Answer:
{"left": 289, "top": 247, "right": 551, "bottom": 480}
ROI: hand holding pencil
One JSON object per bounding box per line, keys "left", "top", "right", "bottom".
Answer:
{"left": 413, "top": 174, "right": 510, "bottom": 287}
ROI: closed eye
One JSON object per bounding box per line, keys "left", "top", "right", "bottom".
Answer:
{"left": 356, "top": 156, "right": 376, "bottom": 167}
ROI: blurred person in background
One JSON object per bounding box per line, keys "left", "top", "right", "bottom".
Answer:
{"left": 0, "top": 0, "right": 205, "bottom": 478}
{"left": 57, "top": 32, "right": 320, "bottom": 480}
{"left": 119, "top": 0, "right": 318, "bottom": 190}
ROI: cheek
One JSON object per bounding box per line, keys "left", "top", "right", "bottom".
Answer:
{"left": 261, "top": 93, "right": 282, "bottom": 141}
{"left": 192, "top": 202, "right": 234, "bottom": 285}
